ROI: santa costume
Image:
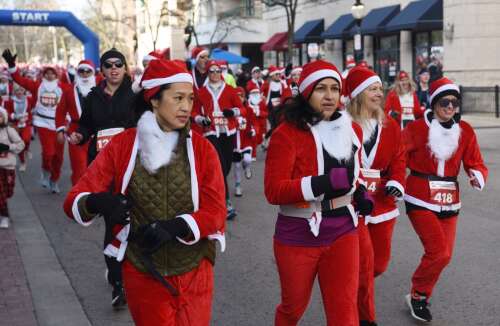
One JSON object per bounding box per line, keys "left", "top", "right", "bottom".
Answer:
{"left": 64, "top": 59, "right": 226, "bottom": 326}
{"left": 55, "top": 60, "right": 96, "bottom": 185}
{"left": 9, "top": 64, "right": 64, "bottom": 193}
{"left": 246, "top": 83, "right": 268, "bottom": 158}
{"left": 265, "top": 60, "right": 373, "bottom": 326}
{"left": 190, "top": 47, "right": 209, "bottom": 92}
{"left": 384, "top": 71, "right": 423, "bottom": 129}
{"left": 3, "top": 83, "right": 34, "bottom": 170}
{"left": 402, "top": 77, "right": 488, "bottom": 322}
{"left": 192, "top": 60, "right": 246, "bottom": 219}
{"left": 245, "top": 66, "right": 263, "bottom": 93}
{"left": 345, "top": 66, "right": 406, "bottom": 325}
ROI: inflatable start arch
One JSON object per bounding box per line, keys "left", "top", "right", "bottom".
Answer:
{"left": 0, "top": 9, "right": 100, "bottom": 65}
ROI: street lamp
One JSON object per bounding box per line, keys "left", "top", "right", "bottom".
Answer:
{"left": 351, "top": 0, "right": 366, "bottom": 64}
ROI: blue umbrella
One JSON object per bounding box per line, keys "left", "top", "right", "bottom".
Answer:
{"left": 210, "top": 48, "right": 249, "bottom": 64}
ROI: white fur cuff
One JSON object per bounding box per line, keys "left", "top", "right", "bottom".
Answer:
{"left": 176, "top": 214, "right": 201, "bottom": 245}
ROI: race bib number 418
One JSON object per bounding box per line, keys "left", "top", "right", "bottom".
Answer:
{"left": 429, "top": 181, "right": 458, "bottom": 205}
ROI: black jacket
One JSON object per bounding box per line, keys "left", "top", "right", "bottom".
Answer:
{"left": 78, "top": 76, "right": 135, "bottom": 164}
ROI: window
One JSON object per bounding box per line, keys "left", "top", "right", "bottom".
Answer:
{"left": 374, "top": 35, "right": 400, "bottom": 88}
{"left": 413, "top": 30, "right": 443, "bottom": 79}
{"left": 244, "top": 0, "right": 255, "bottom": 17}
{"left": 343, "top": 39, "right": 354, "bottom": 70}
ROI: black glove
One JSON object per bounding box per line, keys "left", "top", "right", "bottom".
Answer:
{"left": 222, "top": 109, "right": 235, "bottom": 118}
{"left": 2, "top": 49, "right": 17, "bottom": 68}
{"left": 389, "top": 110, "right": 399, "bottom": 120}
{"left": 353, "top": 185, "right": 374, "bottom": 216}
{"left": 0, "top": 143, "right": 9, "bottom": 153}
{"left": 86, "top": 192, "right": 131, "bottom": 225}
{"left": 385, "top": 186, "right": 402, "bottom": 198}
{"left": 201, "top": 116, "right": 211, "bottom": 127}
{"left": 135, "top": 218, "right": 190, "bottom": 255}
{"left": 284, "top": 63, "right": 293, "bottom": 78}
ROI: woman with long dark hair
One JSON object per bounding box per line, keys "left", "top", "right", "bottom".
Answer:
{"left": 264, "top": 60, "right": 373, "bottom": 326}
{"left": 64, "top": 59, "right": 226, "bottom": 325}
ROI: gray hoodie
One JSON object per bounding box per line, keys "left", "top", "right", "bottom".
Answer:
{"left": 0, "top": 107, "right": 24, "bottom": 170}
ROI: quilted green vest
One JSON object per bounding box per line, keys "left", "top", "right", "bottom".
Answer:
{"left": 126, "top": 128, "right": 215, "bottom": 276}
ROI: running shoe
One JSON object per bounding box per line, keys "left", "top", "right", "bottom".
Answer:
{"left": 111, "top": 285, "right": 127, "bottom": 309}
{"left": 406, "top": 293, "right": 432, "bottom": 322}
{"left": 235, "top": 184, "right": 242, "bottom": 197}
{"left": 49, "top": 181, "right": 60, "bottom": 194}
{"left": 0, "top": 217, "right": 9, "bottom": 229}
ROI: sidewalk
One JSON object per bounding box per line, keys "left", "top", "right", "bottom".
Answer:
{"left": 0, "top": 175, "right": 91, "bottom": 326}
{"left": 462, "top": 113, "right": 500, "bottom": 128}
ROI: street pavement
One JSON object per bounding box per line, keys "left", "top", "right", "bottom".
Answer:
{"left": 4, "top": 115, "right": 500, "bottom": 326}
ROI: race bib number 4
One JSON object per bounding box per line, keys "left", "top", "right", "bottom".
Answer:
{"left": 96, "top": 128, "right": 124, "bottom": 152}
{"left": 361, "top": 168, "right": 381, "bottom": 194}
{"left": 429, "top": 181, "right": 458, "bottom": 205}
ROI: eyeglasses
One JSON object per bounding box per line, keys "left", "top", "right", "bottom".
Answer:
{"left": 208, "top": 68, "right": 221, "bottom": 74}
{"left": 438, "top": 98, "right": 460, "bottom": 109}
{"left": 103, "top": 60, "right": 124, "bottom": 69}
{"left": 77, "top": 69, "right": 93, "bottom": 74}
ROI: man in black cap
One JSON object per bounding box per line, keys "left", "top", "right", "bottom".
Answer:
{"left": 68, "top": 48, "right": 135, "bottom": 309}
{"left": 416, "top": 68, "right": 431, "bottom": 111}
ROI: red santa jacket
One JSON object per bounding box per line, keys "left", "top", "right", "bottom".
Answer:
{"left": 4, "top": 95, "right": 34, "bottom": 129}
{"left": 402, "top": 111, "right": 488, "bottom": 213}
{"left": 246, "top": 79, "right": 263, "bottom": 93}
{"left": 55, "top": 84, "right": 90, "bottom": 134}
{"left": 63, "top": 128, "right": 227, "bottom": 260}
{"left": 9, "top": 67, "right": 64, "bottom": 130}
{"left": 262, "top": 80, "right": 292, "bottom": 108}
{"left": 264, "top": 112, "right": 363, "bottom": 231}
{"left": 235, "top": 103, "right": 257, "bottom": 153}
{"left": 361, "top": 118, "right": 406, "bottom": 224}
{"left": 192, "top": 83, "right": 246, "bottom": 137}
{"left": 384, "top": 89, "right": 423, "bottom": 128}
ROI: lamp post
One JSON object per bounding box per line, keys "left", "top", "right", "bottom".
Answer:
{"left": 351, "top": 0, "right": 366, "bottom": 64}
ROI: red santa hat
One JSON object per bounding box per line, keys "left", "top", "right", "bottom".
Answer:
{"left": 429, "top": 77, "right": 460, "bottom": 108}
{"left": 140, "top": 59, "right": 193, "bottom": 102}
{"left": 251, "top": 66, "right": 261, "bottom": 73}
{"left": 357, "top": 60, "right": 369, "bottom": 68}
{"left": 143, "top": 51, "right": 163, "bottom": 63}
{"left": 298, "top": 60, "right": 342, "bottom": 99}
{"left": 398, "top": 70, "right": 409, "bottom": 80}
{"left": 291, "top": 66, "right": 303, "bottom": 75}
{"left": 345, "top": 58, "right": 356, "bottom": 69}
{"left": 191, "top": 47, "right": 209, "bottom": 61}
{"left": 207, "top": 60, "right": 221, "bottom": 70}
{"left": 268, "top": 65, "right": 281, "bottom": 77}
{"left": 42, "top": 65, "right": 58, "bottom": 76}
{"left": 77, "top": 60, "right": 95, "bottom": 72}
{"left": 345, "top": 66, "right": 382, "bottom": 99}
{"left": 218, "top": 60, "right": 228, "bottom": 68}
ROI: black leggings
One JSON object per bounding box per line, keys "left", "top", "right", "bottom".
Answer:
{"left": 104, "top": 217, "right": 123, "bottom": 287}
{"left": 207, "top": 134, "right": 235, "bottom": 200}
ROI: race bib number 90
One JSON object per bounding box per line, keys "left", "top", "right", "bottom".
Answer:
{"left": 429, "top": 181, "right": 458, "bottom": 205}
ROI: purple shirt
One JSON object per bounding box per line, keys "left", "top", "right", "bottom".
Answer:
{"left": 274, "top": 213, "right": 356, "bottom": 247}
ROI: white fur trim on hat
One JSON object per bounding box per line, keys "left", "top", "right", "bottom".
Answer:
{"left": 299, "top": 69, "right": 342, "bottom": 94}
{"left": 196, "top": 49, "right": 209, "bottom": 61}
{"left": 141, "top": 73, "right": 193, "bottom": 89}
{"left": 77, "top": 63, "right": 94, "bottom": 72}
{"left": 143, "top": 54, "right": 157, "bottom": 62}
{"left": 429, "top": 83, "right": 460, "bottom": 105}
{"left": 351, "top": 75, "right": 382, "bottom": 99}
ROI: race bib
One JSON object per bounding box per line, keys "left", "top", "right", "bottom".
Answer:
{"left": 212, "top": 111, "right": 228, "bottom": 127}
{"left": 238, "top": 117, "right": 247, "bottom": 130}
{"left": 271, "top": 97, "right": 281, "bottom": 107}
{"left": 40, "top": 91, "right": 59, "bottom": 107}
{"left": 96, "top": 128, "right": 124, "bottom": 152}
{"left": 401, "top": 107, "right": 415, "bottom": 128}
{"left": 429, "top": 181, "right": 459, "bottom": 205}
{"left": 361, "top": 168, "right": 381, "bottom": 194}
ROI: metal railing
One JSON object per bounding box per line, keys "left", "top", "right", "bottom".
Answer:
{"left": 459, "top": 85, "right": 500, "bottom": 118}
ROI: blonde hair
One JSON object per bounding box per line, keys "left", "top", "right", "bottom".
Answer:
{"left": 346, "top": 90, "right": 385, "bottom": 128}
{"left": 394, "top": 73, "right": 416, "bottom": 96}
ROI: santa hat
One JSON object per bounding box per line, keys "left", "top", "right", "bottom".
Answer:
{"left": 218, "top": 60, "right": 228, "bottom": 68}
{"left": 143, "top": 51, "right": 163, "bottom": 63}
{"left": 268, "top": 65, "right": 280, "bottom": 76}
{"left": 191, "top": 47, "right": 209, "bottom": 61}
{"left": 291, "top": 66, "right": 303, "bottom": 75}
{"left": 398, "top": 71, "right": 409, "bottom": 80}
{"left": 42, "top": 65, "right": 58, "bottom": 76}
{"left": 298, "top": 60, "right": 342, "bottom": 99}
{"left": 429, "top": 77, "right": 460, "bottom": 108}
{"left": 357, "top": 60, "right": 369, "bottom": 68}
{"left": 207, "top": 60, "right": 221, "bottom": 70}
{"left": 77, "top": 60, "right": 95, "bottom": 72}
{"left": 140, "top": 59, "right": 193, "bottom": 102}
{"left": 251, "top": 66, "right": 261, "bottom": 73}
{"left": 345, "top": 58, "right": 356, "bottom": 69}
{"left": 345, "top": 66, "right": 381, "bottom": 99}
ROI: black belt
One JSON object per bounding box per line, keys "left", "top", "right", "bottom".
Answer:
{"left": 410, "top": 170, "right": 457, "bottom": 182}
{"left": 36, "top": 112, "right": 55, "bottom": 120}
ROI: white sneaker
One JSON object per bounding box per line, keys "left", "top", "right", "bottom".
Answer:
{"left": 40, "top": 171, "right": 50, "bottom": 188}
{"left": 244, "top": 167, "right": 252, "bottom": 179}
{"left": 0, "top": 217, "right": 10, "bottom": 229}
{"left": 251, "top": 157, "right": 256, "bottom": 162}
{"left": 235, "top": 185, "right": 242, "bottom": 197}
{"left": 27, "top": 151, "right": 33, "bottom": 160}
{"left": 19, "top": 163, "right": 27, "bottom": 172}
{"left": 50, "top": 181, "right": 61, "bottom": 194}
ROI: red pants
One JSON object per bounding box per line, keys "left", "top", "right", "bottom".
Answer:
{"left": 37, "top": 127, "right": 64, "bottom": 182}
{"left": 358, "top": 218, "right": 375, "bottom": 322}
{"left": 409, "top": 210, "right": 457, "bottom": 298}
{"left": 68, "top": 142, "right": 88, "bottom": 185}
{"left": 123, "top": 259, "right": 214, "bottom": 326}
{"left": 274, "top": 232, "right": 359, "bottom": 326}
{"left": 0, "top": 168, "right": 15, "bottom": 217}
{"left": 17, "top": 127, "right": 32, "bottom": 164}
{"left": 368, "top": 218, "right": 396, "bottom": 277}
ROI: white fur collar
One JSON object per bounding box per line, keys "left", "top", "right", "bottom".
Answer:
{"left": 313, "top": 111, "right": 354, "bottom": 161}
{"left": 427, "top": 118, "right": 461, "bottom": 161}
{"left": 362, "top": 118, "right": 378, "bottom": 144}
{"left": 269, "top": 80, "right": 282, "bottom": 92}
{"left": 137, "top": 111, "right": 179, "bottom": 174}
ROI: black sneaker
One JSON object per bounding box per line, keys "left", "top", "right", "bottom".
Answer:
{"left": 406, "top": 293, "right": 432, "bottom": 322}
{"left": 226, "top": 208, "right": 237, "bottom": 220}
{"left": 360, "top": 321, "right": 378, "bottom": 326}
{"left": 111, "top": 285, "right": 127, "bottom": 310}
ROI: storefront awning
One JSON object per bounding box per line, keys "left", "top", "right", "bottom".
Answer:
{"left": 385, "top": 0, "right": 443, "bottom": 32}
{"left": 260, "top": 32, "right": 288, "bottom": 52}
{"left": 294, "top": 19, "right": 324, "bottom": 43}
{"left": 353, "top": 5, "right": 400, "bottom": 35}
{"left": 321, "top": 14, "right": 356, "bottom": 39}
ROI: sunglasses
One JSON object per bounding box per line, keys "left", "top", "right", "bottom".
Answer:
{"left": 209, "top": 68, "right": 221, "bottom": 73}
{"left": 77, "top": 69, "right": 93, "bottom": 74}
{"left": 438, "top": 98, "right": 460, "bottom": 109}
{"left": 103, "top": 60, "right": 124, "bottom": 69}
